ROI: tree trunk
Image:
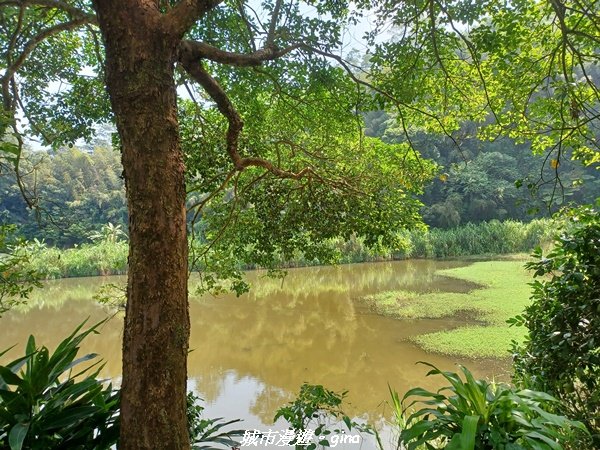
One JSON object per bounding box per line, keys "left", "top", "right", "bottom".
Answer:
{"left": 92, "top": 3, "right": 190, "bottom": 449}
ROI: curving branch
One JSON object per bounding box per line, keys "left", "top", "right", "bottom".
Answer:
{"left": 427, "top": 0, "right": 468, "bottom": 102}
{"left": 265, "top": 0, "right": 283, "bottom": 47}
{"left": 0, "top": 0, "right": 96, "bottom": 21}
{"left": 1, "top": 17, "right": 91, "bottom": 110}
{"left": 300, "top": 43, "right": 459, "bottom": 162}
{"left": 234, "top": 0, "right": 258, "bottom": 51}
{"left": 179, "top": 53, "right": 313, "bottom": 180}
{"left": 432, "top": 0, "right": 502, "bottom": 130}
{"left": 6, "top": 4, "right": 26, "bottom": 65}
{"left": 178, "top": 39, "right": 300, "bottom": 67}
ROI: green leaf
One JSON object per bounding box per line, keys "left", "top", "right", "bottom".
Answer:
{"left": 516, "top": 390, "right": 557, "bottom": 402}
{"left": 0, "top": 142, "right": 20, "bottom": 157}
{"left": 8, "top": 423, "right": 29, "bottom": 450}
{"left": 445, "top": 433, "right": 463, "bottom": 450}
{"left": 0, "top": 367, "right": 22, "bottom": 386}
{"left": 64, "top": 353, "right": 99, "bottom": 372}
{"left": 25, "top": 335, "right": 36, "bottom": 359}
{"left": 459, "top": 415, "right": 479, "bottom": 450}
{"left": 401, "top": 386, "right": 443, "bottom": 401}
{"left": 400, "top": 420, "right": 437, "bottom": 442}
{"left": 41, "top": 406, "right": 100, "bottom": 430}
{"left": 342, "top": 415, "right": 352, "bottom": 430}
{"left": 525, "top": 431, "right": 561, "bottom": 450}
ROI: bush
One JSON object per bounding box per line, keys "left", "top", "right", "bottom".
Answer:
{"left": 399, "top": 363, "right": 586, "bottom": 450}
{"left": 187, "top": 391, "right": 244, "bottom": 449}
{"left": 26, "top": 241, "right": 128, "bottom": 279}
{"left": 512, "top": 205, "right": 600, "bottom": 445}
{"left": 274, "top": 384, "right": 373, "bottom": 450}
{"left": 0, "top": 321, "right": 119, "bottom": 450}
{"left": 409, "top": 219, "right": 552, "bottom": 259}
{"left": 22, "top": 220, "right": 553, "bottom": 280}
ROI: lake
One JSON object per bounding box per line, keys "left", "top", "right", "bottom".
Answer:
{"left": 0, "top": 260, "right": 511, "bottom": 447}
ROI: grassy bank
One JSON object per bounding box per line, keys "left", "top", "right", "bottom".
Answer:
{"left": 362, "top": 260, "right": 532, "bottom": 358}
{"left": 26, "top": 241, "right": 128, "bottom": 279}
{"left": 268, "top": 219, "right": 552, "bottom": 267}
{"left": 402, "top": 219, "right": 552, "bottom": 259}
{"left": 25, "top": 219, "right": 552, "bottom": 279}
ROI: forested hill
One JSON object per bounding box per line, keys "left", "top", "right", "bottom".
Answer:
{"left": 365, "top": 112, "right": 600, "bottom": 227}
{"left": 0, "top": 147, "right": 127, "bottom": 247}
{"left": 2, "top": 134, "right": 600, "bottom": 247}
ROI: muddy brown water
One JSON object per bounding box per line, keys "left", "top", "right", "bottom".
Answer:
{"left": 0, "top": 260, "right": 511, "bottom": 448}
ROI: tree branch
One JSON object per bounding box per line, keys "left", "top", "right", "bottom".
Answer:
{"left": 0, "top": 0, "right": 96, "bottom": 21}
{"left": 302, "top": 43, "right": 461, "bottom": 160}
{"left": 2, "top": 17, "right": 91, "bottom": 110}
{"left": 178, "top": 39, "right": 300, "bottom": 67}
{"left": 6, "top": 4, "right": 26, "bottom": 66}
{"left": 166, "top": 0, "right": 224, "bottom": 37}
{"left": 178, "top": 56, "right": 314, "bottom": 180}
{"left": 266, "top": 0, "right": 283, "bottom": 47}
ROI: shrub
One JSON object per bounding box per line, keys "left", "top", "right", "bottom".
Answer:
{"left": 399, "top": 363, "right": 586, "bottom": 450}
{"left": 274, "top": 384, "right": 373, "bottom": 450}
{"left": 187, "top": 391, "right": 244, "bottom": 449}
{"left": 0, "top": 321, "right": 119, "bottom": 450}
{"left": 512, "top": 205, "right": 600, "bottom": 445}
{"left": 21, "top": 220, "right": 554, "bottom": 279}
{"left": 26, "top": 241, "right": 128, "bottom": 278}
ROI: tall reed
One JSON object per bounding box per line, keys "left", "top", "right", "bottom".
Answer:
{"left": 26, "top": 219, "right": 553, "bottom": 278}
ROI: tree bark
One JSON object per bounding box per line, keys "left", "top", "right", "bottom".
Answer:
{"left": 92, "top": 2, "right": 190, "bottom": 448}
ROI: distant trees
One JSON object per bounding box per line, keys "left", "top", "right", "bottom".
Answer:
{"left": 4, "top": 132, "right": 600, "bottom": 248}
{"left": 364, "top": 113, "right": 600, "bottom": 227}
{"left": 0, "top": 147, "right": 127, "bottom": 246}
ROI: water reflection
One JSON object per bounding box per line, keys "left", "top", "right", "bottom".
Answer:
{"left": 0, "top": 260, "right": 509, "bottom": 434}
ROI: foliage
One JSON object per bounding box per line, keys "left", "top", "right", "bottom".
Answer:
{"left": 0, "top": 225, "right": 42, "bottom": 317}
{"left": 2, "top": 0, "right": 600, "bottom": 444}
{"left": 186, "top": 391, "right": 244, "bottom": 450}
{"left": 0, "top": 130, "right": 586, "bottom": 263}
{"left": 403, "top": 219, "right": 553, "bottom": 259}
{"left": 366, "top": 0, "right": 600, "bottom": 166}
{"left": 186, "top": 132, "right": 435, "bottom": 295}
{"left": 383, "top": 385, "right": 408, "bottom": 450}
{"left": 18, "top": 220, "right": 553, "bottom": 282}
{"left": 10, "top": 219, "right": 554, "bottom": 283}
{"left": 88, "top": 223, "right": 126, "bottom": 245}
{"left": 399, "top": 363, "right": 587, "bottom": 450}
{"left": 25, "top": 240, "right": 128, "bottom": 279}
{"left": 274, "top": 383, "right": 372, "bottom": 450}
{"left": 512, "top": 205, "right": 600, "bottom": 445}
{"left": 270, "top": 218, "right": 553, "bottom": 266}
{"left": 365, "top": 119, "right": 600, "bottom": 228}
{"left": 0, "top": 324, "right": 247, "bottom": 450}
{"left": 0, "top": 321, "right": 119, "bottom": 450}
{"left": 92, "top": 283, "right": 126, "bottom": 311}
{"left": 0, "top": 148, "right": 127, "bottom": 248}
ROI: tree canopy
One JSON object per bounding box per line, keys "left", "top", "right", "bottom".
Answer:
{"left": 2, "top": 1, "right": 598, "bottom": 233}
{"left": 0, "top": 0, "right": 439, "bottom": 272}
